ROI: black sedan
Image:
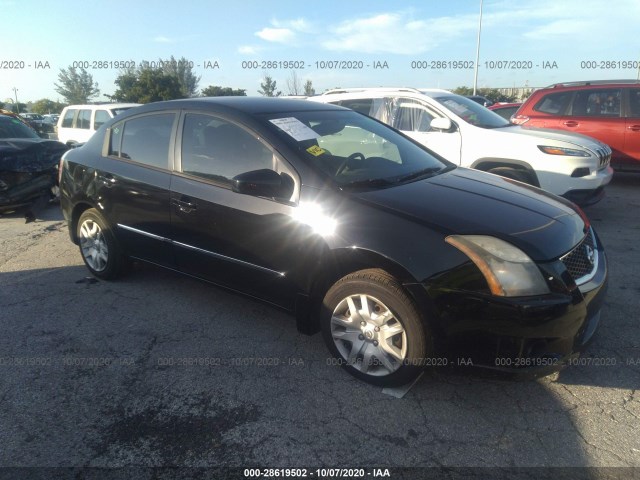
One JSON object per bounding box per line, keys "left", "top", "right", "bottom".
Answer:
{"left": 0, "top": 114, "right": 68, "bottom": 213}
{"left": 58, "top": 98, "right": 607, "bottom": 386}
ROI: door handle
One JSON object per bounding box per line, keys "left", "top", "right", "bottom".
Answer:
{"left": 563, "top": 120, "right": 579, "bottom": 127}
{"left": 628, "top": 124, "right": 640, "bottom": 132}
{"left": 172, "top": 197, "right": 197, "bottom": 213}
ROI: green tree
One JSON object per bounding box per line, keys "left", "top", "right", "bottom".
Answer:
{"left": 109, "top": 66, "right": 184, "bottom": 103}
{"left": 54, "top": 66, "right": 100, "bottom": 104}
{"left": 258, "top": 74, "right": 281, "bottom": 97}
{"left": 31, "top": 99, "right": 66, "bottom": 115}
{"left": 161, "top": 56, "right": 201, "bottom": 97}
{"left": 201, "top": 86, "right": 247, "bottom": 96}
{"left": 303, "top": 80, "right": 315, "bottom": 96}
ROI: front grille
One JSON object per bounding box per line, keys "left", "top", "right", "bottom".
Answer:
{"left": 595, "top": 145, "right": 611, "bottom": 169}
{"left": 560, "top": 228, "right": 598, "bottom": 285}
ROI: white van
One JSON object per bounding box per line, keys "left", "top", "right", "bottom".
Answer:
{"left": 57, "top": 103, "right": 140, "bottom": 146}
{"left": 309, "top": 88, "right": 613, "bottom": 206}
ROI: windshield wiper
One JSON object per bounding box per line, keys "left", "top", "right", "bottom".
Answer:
{"left": 340, "top": 177, "right": 395, "bottom": 190}
{"left": 395, "top": 167, "right": 443, "bottom": 183}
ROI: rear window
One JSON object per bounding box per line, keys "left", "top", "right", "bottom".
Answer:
{"left": 629, "top": 88, "right": 640, "bottom": 117}
{"left": 533, "top": 92, "right": 571, "bottom": 114}
{"left": 570, "top": 89, "right": 621, "bottom": 117}
{"left": 61, "top": 109, "right": 76, "bottom": 128}
{"left": 118, "top": 113, "right": 175, "bottom": 169}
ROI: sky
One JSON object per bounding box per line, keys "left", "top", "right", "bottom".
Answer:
{"left": 2, "top": 0, "right": 640, "bottom": 104}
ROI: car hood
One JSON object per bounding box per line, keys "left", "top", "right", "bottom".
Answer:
{"left": 352, "top": 168, "right": 587, "bottom": 261}
{"left": 0, "top": 138, "right": 68, "bottom": 172}
{"left": 497, "top": 125, "right": 608, "bottom": 151}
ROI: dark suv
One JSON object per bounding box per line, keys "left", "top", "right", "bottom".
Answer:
{"left": 59, "top": 98, "right": 607, "bottom": 386}
{"left": 513, "top": 80, "right": 640, "bottom": 171}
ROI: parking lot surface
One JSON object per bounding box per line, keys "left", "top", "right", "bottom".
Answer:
{"left": 0, "top": 174, "right": 639, "bottom": 476}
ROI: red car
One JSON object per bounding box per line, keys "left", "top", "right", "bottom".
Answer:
{"left": 513, "top": 80, "right": 640, "bottom": 172}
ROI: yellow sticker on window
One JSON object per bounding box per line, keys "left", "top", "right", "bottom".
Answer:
{"left": 306, "top": 145, "right": 326, "bottom": 156}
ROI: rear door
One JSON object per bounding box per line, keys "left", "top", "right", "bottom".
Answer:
{"left": 99, "top": 111, "right": 177, "bottom": 266}
{"left": 556, "top": 88, "right": 625, "bottom": 161}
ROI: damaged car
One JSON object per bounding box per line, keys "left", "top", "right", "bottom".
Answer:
{"left": 59, "top": 98, "right": 607, "bottom": 387}
{"left": 0, "top": 114, "right": 68, "bottom": 213}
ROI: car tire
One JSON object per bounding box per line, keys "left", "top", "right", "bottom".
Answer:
{"left": 321, "top": 269, "right": 431, "bottom": 387}
{"left": 488, "top": 166, "right": 534, "bottom": 185}
{"left": 76, "top": 208, "right": 125, "bottom": 280}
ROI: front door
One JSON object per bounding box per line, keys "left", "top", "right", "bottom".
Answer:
{"left": 170, "top": 112, "right": 300, "bottom": 308}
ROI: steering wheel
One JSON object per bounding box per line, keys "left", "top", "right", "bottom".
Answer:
{"left": 335, "top": 152, "right": 365, "bottom": 176}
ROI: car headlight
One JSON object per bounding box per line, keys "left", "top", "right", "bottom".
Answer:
{"left": 538, "top": 146, "right": 590, "bottom": 157}
{"left": 445, "top": 235, "right": 550, "bottom": 297}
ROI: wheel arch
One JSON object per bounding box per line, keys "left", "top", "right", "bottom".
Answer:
{"left": 295, "top": 246, "right": 423, "bottom": 335}
{"left": 69, "top": 201, "right": 97, "bottom": 244}
{"left": 471, "top": 158, "right": 540, "bottom": 187}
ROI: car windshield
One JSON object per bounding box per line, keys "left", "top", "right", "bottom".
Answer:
{"left": 0, "top": 116, "right": 40, "bottom": 139}
{"left": 432, "top": 95, "right": 510, "bottom": 129}
{"left": 263, "top": 110, "right": 452, "bottom": 188}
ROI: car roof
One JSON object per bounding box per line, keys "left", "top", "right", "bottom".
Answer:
{"left": 130, "top": 97, "right": 346, "bottom": 115}
{"left": 542, "top": 79, "right": 640, "bottom": 90}
{"left": 62, "top": 103, "right": 141, "bottom": 109}
{"left": 418, "top": 89, "right": 454, "bottom": 98}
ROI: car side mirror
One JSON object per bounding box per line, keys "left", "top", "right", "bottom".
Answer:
{"left": 430, "top": 117, "right": 453, "bottom": 131}
{"left": 232, "top": 169, "right": 288, "bottom": 198}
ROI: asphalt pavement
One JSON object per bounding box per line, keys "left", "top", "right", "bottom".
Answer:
{"left": 0, "top": 174, "right": 638, "bottom": 478}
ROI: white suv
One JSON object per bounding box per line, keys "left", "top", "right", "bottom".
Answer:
{"left": 309, "top": 88, "right": 613, "bottom": 206}
{"left": 57, "top": 103, "right": 140, "bottom": 146}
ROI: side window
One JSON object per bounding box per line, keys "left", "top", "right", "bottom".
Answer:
{"left": 61, "top": 109, "right": 76, "bottom": 128}
{"left": 339, "top": 99, "right": 374, "bottom": 116}
{"left": 629, "top": 88, "right": 640, "bottom": 117}
{"left": 571, "top": 89, "right": 621, "bottom": 117}
{"left": 534, "top": 92, "right": 571, "bottom": 114}
{"left": 391, "top": 99, "right": 438, "bottom": 132}
{"left": 77, "top": 109, "right": 91, "bottom": 129}
{"left": 119, "top": 113, "right": 175, "bottom": 169}
{"left": 94, "top": 110, "right": 111, "bottom": 130}
{"left": 108, "top": 122, "right": 123, "bottom": 157}
{"left": 180, "top": 113, "right": 275, "bottom": 183}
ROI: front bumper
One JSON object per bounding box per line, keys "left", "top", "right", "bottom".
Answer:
{"left": 562, "top": 186, "right": 605, "bottom": 207}
{"left": 409, "top": 244, "right": 608, "bottom": 376}
{"left": 559, "top": 165, "right": 613, "bottom": 207}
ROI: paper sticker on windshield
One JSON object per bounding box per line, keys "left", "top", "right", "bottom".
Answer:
{"left": 306, "top": 145, "right": 326, "bottom": 156}
{"left": 270, "top": 117, "right": 320, "bottom": 141}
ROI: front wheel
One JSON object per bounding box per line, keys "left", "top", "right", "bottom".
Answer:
{"left": 77, "top": 208, "right": 125, "bottom": 280}
{"left": 321, "top": 269, "right": 431, "bottom": 387}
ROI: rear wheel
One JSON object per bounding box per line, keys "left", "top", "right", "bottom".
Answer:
{"left": 77, "top": 208, "right": 125, "bottom": 280}
{"left": 321, "top": 269, "right": 431, "bottom": 387}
